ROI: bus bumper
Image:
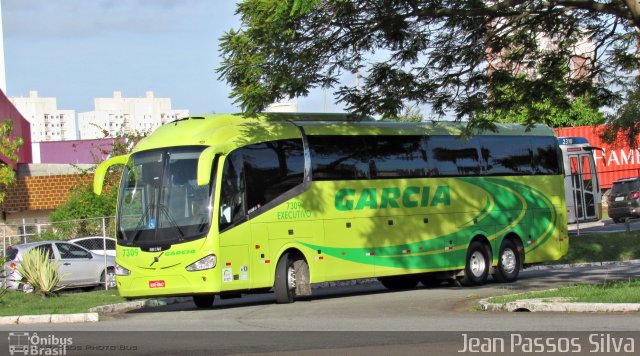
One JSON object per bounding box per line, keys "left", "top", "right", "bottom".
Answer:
{"left": 115, "top": 269, "right": 220, "bottom": 298}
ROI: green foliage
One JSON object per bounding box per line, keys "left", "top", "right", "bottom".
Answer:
{"left": 219, "top": 1, "right": 634, "bottom": 130}
{"left": 380, "top": 106, "right": 425, "bottom": 123}
{"left": 0, "top": 119, "right": 23, "bottom": 204}
{"left": 603, "top": 78, "right": 640, "bottom": 148}
{"left": 49, "top": 184, "right": 117, "bottom": 238}
{"left": 16, "top": 248, "right": 65, "bottom": 297}
{"left": 481, "top": 74, "right": 605, "bottom": 128}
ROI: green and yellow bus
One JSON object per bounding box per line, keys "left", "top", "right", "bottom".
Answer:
{"left": 94, "top": 113, "right": 568, "bottom": 307}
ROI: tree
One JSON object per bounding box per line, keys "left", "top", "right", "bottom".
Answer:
{"left": 481, "top": 74, "right": 606, "bottom": 127}
{"left": 602, "top": 77, "right": 640, "bottom": 148}
{"left": 0, "top": 119, "right": 23, "bottom": 205}
{"left": 219, "top": 0, "right": 637, "bottom": 131}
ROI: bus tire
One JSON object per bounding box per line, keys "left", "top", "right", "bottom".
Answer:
{"left": 378, "top": 275, "right": 420, "bottom": 290}
{"left": 493, "top": 239, "right": 521, "bottom": 283}
{"left": 274, "top": 253, "right": 296, "bottom": 304}
{"left": 193, "top": 294, "right": 215, "bottom": 308}
{"left": 459, "top": 241, "right": 490, "bottom": 286}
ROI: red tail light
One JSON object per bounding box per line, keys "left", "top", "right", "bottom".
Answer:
{"left": 631, "top": 191, "right": 640, "bottom": 199}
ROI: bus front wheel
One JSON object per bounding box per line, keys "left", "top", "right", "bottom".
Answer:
{"left": 493, "top": 239, "right": 521, "bottom": 283}
{"left": 193, "top": 294, "right": 215, "bottom": 308}
{"left": 274, "top": 253, "right": 297, "bottom": 304}
{"left": 459, "top": 241, "right": 490, "bottom": 286}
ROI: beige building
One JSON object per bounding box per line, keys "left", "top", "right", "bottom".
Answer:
{"left": 9, "top": 91, "right": 77, "bottom": 142}
{"left": 78, "top": 91, "right": 189, "bottom": 139}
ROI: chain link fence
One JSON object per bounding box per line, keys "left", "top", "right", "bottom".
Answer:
{"left": 1, "top": 216, "right": 116, "bottom": 291}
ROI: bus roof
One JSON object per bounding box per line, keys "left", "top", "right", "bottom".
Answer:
{"left": 132, "top": 113, "right": 557, "bottom": 154}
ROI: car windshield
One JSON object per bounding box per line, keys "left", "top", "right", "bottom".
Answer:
{"left": 611, "top": 180, "right": 640, "bottom": 194}
{"left": 118, "top": 146, "right": 213, "bottom": 246}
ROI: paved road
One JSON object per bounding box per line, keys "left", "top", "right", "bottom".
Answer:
{"left": 569, "top": 219, "right": 640, "bottom": 234}
{"left": 3, "top": 262, "right": 639, "bottom": 332}
{"left": 2, "top": 263, "right": 639, "bottom": 355}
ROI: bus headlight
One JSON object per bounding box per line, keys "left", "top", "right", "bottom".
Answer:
{"left": 115, "top": 262, "right": 131, "bottom": 276}
{"left": 186, "top": 255, "right": 217, "bottom": 271}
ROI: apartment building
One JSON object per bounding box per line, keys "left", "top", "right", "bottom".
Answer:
{"left": 9, "top": 91, "right": 77, "bottom": 142}
{"left": 78, "top": 91, "right": 189, "bottom": 139}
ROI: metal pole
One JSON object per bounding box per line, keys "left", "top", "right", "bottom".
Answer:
{"left": 22, "top": 218, "right": 26, "bottom": 244}
{"left": 102, "top": 217, "right": 108, "bottom": 290}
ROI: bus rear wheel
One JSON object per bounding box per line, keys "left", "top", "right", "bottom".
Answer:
{"left": 459, "top": 241, "right": 490, "bottom": 286}
{"left": 193, "top": 294, "right": 215, "bottom": 308}
{"left": 493, "top": 239, "right": 521, "bottom": 283}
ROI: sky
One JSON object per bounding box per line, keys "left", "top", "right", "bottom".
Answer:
{"left": 2, "top": 0, "right": 343, "bottom": 115}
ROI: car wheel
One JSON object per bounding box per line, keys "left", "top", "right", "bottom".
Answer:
{"left": 100, "top": 268, "right": 116, "bottom": 290}
{"left": 19, "top": 282, "right": 34, "bottom": 294}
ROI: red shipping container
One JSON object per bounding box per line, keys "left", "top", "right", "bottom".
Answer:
{"left": 555, "top": 125, "right": 640, "bottom": 189}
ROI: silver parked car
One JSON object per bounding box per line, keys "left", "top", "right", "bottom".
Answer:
{"left": 68, "top": 236, "right": 116, "bottom": 257}
{"left": 2, "top": 241, "right": 116, "bottom": 292}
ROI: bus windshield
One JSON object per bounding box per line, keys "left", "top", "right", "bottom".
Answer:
{"left": 118, "top": 146, "right": 212, "bottom": 246}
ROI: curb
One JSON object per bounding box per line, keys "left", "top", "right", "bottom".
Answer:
{"left": 0, "top": 313, "right": 99, "bottom": 325}
{"left": 528, "top": 259, "right": 640, "bottom": 271}
{"left": 0, "top": 297, "right": 191, "bottom": 325}
{"left": 479, "top": 297, "right": 640, "bottom": 313}
{"left": 88, "top": 296, "right": 192, "bottom": 314}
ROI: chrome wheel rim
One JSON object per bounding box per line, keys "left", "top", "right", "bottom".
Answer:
{"left": 501, "top": 248, "right": 517, "bottom": 274}
{"left": 469, "top": 251, "right": 486, "bottom": 277}
{"left": 287, "top": 266, "right": 296, "bottom": 290}
{"left": 106, "top": 272, "right": 117, "bottom": 289}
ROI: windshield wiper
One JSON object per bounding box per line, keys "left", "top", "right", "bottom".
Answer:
{"left": 130, "top": 202, "right": 155, "bottom": 243}
{"left": 158, "top": 204, "right": 186, "bottom": 240}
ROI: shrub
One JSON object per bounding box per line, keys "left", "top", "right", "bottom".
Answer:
{"left": 15, "top": 248, "right": 66, "bottom": 297}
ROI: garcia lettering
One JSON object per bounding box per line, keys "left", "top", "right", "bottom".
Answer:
{"left": 335, "top": 186, "right": 450, "bottom": 211}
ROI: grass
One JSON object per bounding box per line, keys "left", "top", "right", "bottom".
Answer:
{"left": 489, "top": 279, "right": 640, "bottom": 304}
{"left": 486, "top": 230, "right": 640, "bottom": 305}
{"left": 0, "top": 289, "right": 130, "bottom": 316}
{"left": 556, "top": 230, "right": 640, "bottom": 264}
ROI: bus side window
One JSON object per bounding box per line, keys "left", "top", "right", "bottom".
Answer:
{"left": 242, "top": 139, "right": 305, "bottom": 211}
{"left": 480, "top": 136, "right": 534, "bottom": 175}
{"left": 532, "top": 136, "right": 562, "bottom": 175}
{"left": 219, "top": 152, "right": 246, "bottom": 231}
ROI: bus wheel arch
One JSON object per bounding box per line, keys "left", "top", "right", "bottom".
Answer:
{"left": 274, "top": 249, "right": 311, "bottom": 304}
{"left": 459, "top": 236, "right": 492, "bottom": 286}
{"left": 494, "top": 234, "right": 524, "bottom": 283}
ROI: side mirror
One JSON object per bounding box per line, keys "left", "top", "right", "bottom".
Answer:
{"left": 197, "top": 146, "right": 217, "bottom": 186}
{"left": 93, "top": 155, "right": 129, "bottom": 195}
